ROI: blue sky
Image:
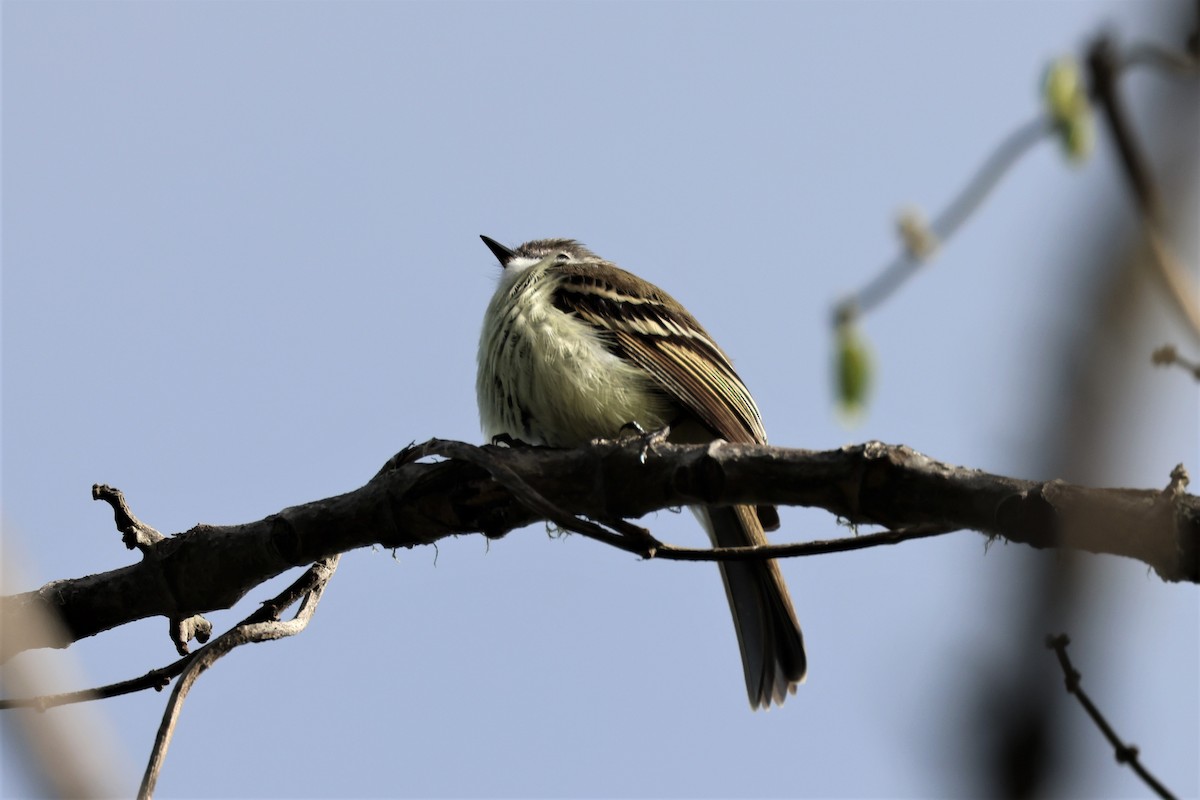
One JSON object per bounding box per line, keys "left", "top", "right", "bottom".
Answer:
{"left": 3, "top": 2, "right": 1197, "bottom": 797}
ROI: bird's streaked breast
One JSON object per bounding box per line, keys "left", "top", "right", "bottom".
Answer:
{"left": 477, "top": 262, "right": 673, "bottom": 447}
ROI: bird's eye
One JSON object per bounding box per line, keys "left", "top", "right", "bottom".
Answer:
{"left": 555, "top": 252, "right": 570, "bottom": 262}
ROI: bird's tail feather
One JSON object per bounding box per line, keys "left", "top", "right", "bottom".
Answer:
{"left": 694, "top": 504, "right": 807, "bottom": 709}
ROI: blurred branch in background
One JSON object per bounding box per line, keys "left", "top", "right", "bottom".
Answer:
{"left": 0, "top": 539, "right": 127, "bottom": 797}
{"left": 822, "top": 2, "right": 1199, "bottom": 796}
{"left": 968, "top": 5, "right": 1199, "bottom": 799}
{"left": 832, "top": 15, "right": 1200, "bottom": 415}
{"left": 1087, "top": 31, "right": 1200, "bottom": 336}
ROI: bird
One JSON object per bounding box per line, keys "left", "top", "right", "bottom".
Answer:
{"left": 475, "top": 235, "right": 806, "bottom": 709}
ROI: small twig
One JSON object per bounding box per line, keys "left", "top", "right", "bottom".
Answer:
{"left": 602, "top": 517, "right": 662, "bottom": 556}
{"left": 1045, "top": 634, "right": 1178, "bottom": 800}
{"left": 835, "top": 116, "right": 1052, "bottom": 322}
{"left": 651, "top": 524, "right": 957, "bottom": 562}
{"left": 929, "top": 117, "right": 1056, "bottom": 245}
{"left": 137, "top": 556, "right": 340, "bottom": 800}
{"left": 92, "top": 484, "right": 164, "bottom": 550}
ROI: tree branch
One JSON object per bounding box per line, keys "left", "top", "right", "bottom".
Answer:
{"left": 2, "top": 439, "right": 1196, "bottom": 664}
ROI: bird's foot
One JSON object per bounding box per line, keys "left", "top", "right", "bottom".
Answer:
{"left": 615, "top": 421, "right": 670, "bottom": 464}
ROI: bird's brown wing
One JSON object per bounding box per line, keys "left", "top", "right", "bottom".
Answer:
{"left": 549, "top": 263, "right": 766, "bottom": 445}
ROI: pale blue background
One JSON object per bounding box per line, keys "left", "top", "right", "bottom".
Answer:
{"left": 3, "top": 1, "right": 1197, "bottom": 798}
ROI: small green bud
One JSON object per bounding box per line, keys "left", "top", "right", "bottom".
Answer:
{"left": 1043, "top": 56, "right": 1094, "bottom": 162}
{"left": 835, "top": 320, "right": 873, "bottom": 420}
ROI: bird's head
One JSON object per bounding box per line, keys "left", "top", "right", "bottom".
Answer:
{"left": 480, "top": 235, "right": 602, "bottom": 271}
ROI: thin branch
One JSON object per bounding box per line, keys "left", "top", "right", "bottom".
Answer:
{"left": 835, "top": 116, "right": 1052, "bottom": 321}
{"left": 929, "top": 117, "right": 1055, "bottom": 245}
{"left": 1046, "top": 634, "right": 1178, "bottom": 800}
{"left": 649, "top": 524, "right": 957, "bottom": 562}
{"left": 138, "top": 555, "right": 339, "bottom": 800}
{"left": 0, "top": 659, "right": 183, "bottom": 712}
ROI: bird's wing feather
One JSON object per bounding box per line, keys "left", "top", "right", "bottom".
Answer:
{"left": 549, "top": 263, "right": 766, "bottom": 445}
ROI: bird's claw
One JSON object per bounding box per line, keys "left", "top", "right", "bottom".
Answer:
{"left": 615, "top": 421, "right": 670, "bottom": 464}
{"left": 490, "top": 432, "right": 532, "bottom": 448}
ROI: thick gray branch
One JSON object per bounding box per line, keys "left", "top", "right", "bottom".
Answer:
{"left": 3, "top": 439, "right": 1196, "bottom": 662}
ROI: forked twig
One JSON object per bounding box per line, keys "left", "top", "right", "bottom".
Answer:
{"left": 137, "top": 556, "right": 340, "bottom": 800}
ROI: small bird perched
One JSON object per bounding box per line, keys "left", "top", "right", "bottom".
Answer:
{"left": 476, "top": 235, "right": 807, "bottom": 709}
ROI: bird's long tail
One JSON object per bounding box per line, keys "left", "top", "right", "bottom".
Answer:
{"left": 694, "top": 504, "right": 807, "bottom": 709}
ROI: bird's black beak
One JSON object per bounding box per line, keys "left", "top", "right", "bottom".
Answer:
{"left": 480, "top": 235, "right": 515, "bottom": 267}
